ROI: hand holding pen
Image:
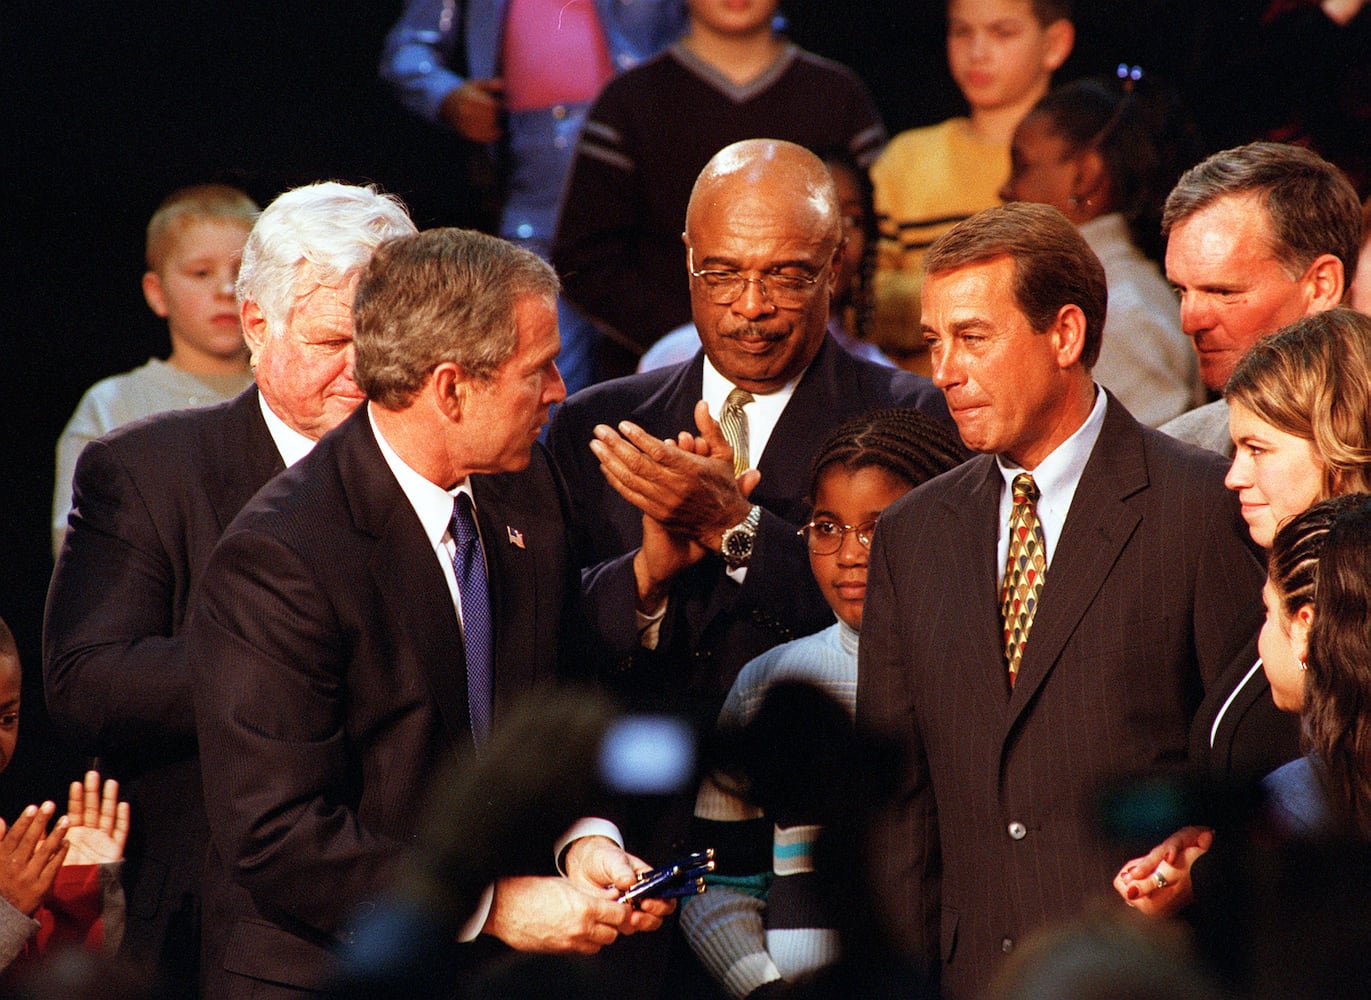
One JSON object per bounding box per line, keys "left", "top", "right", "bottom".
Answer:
{"left": 617, "top": 848, "right": 715, "bottom": 907}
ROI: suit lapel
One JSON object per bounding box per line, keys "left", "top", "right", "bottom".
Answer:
{"left": 331, "top": 409, "right": 476, "bottom": 751}
{"left": 755, "top": 338, "right": 849, "bottom": 523}
{"left": 208, "top": 387, "right": 285, "bottom": 532}
{"left": 1007, "top": 398, "right": 1146, "bottom": 724}
{"left": 945, "top": 458, "right": 1015, "bottom": 710}
{"left": 630, "top": 355, "right": 704, "bottom": 438}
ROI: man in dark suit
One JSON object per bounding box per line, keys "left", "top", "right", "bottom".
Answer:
{"left": 548, "top": 138, "right": 951, "bottom": 727}
{"left": 189, "top": 228, "right": 668, "bottom": 997}
{"left": 856, "top": 203, "right": 1265, "bottom": 999}
{"left": 42, "top": 183, "right": 416, "bottom": 992}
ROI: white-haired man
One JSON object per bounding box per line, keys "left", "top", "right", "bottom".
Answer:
{"left": 44, "top": 182, "right": 416, "bottom": 992}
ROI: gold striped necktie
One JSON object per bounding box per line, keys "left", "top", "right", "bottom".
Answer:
{"left": 719, "top": 388, "right": 754, "bottom": 477}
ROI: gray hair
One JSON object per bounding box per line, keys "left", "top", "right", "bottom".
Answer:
{"left": 236, "top": 181, "right": 416, "bottom": 332}
{"left": 1162, "top": 142, "right": 1362, "bottom": 282}
{"left": 353, "top": 228, "right": 560, "bottom": 409}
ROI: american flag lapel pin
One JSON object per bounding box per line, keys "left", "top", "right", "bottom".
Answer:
{"left": 506, "top": 526, "right": 525, "bottom": 549}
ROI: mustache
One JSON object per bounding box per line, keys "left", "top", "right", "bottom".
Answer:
{"left": 720, "top": 324, "right": 786, "bottom": 342}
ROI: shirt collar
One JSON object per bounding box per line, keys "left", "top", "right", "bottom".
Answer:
{"left": 994, "top": 386, "right": 1108, "bottom": 570}
{"left": 700, "top": 354, "right": 803, "bottom": 464}
{"left": 367, "top": 403, "right": 473, "bottom": 547}
{"left": 996, "top": 384, "right": 1108, "bottom": 497}
{"left": 257, "top": 390, "right": 319, "bottom": 468}
{"left": 837, "top": 618, "right": 860, "bottom": 657}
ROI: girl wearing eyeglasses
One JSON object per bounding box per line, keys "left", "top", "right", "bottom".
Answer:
{"left": 681, "top": 407, "right": 964, "bottom": 998}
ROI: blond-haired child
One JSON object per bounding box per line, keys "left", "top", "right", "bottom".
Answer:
{"left": 52, "top": 185, "right": 259, "bottom": 555}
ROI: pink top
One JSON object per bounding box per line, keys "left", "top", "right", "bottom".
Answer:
{"left": 502, "top": 0, "right": 614, "bottom": 112}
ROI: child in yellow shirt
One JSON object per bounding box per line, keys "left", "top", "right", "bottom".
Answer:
{"left": 871, "top": 0, "right": 1073, "bottom": 370}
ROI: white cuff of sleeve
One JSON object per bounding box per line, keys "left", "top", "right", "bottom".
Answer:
{"left": 554, "top": 817, "right": 624, "bottom": 876}
{"left": 636, "top": 594, "right": 668, "bottom": 650}
{"left": 457, "top": 884, "right": 495, "bottom": 942}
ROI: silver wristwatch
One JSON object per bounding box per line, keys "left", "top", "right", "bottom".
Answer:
{"left": 720, "top": 505, "right": 762, "bottom": 569}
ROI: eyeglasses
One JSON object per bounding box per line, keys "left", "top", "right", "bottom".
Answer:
{"left": 797, "top": 518, "right": 878, "bottom": 554}
{"left": 688, "top": 248, "right": 824, "bottom": 308}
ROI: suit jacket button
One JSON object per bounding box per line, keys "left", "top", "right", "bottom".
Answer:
{"left": 1007, "top": 821, "right": 1027, "bottom": 840}
{"left": 1001, "top": 936, "right": 1015, "bottom": 953}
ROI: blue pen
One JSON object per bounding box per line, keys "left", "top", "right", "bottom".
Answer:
{"left": 617, "top": 864, "right": 682, "bottom": 905}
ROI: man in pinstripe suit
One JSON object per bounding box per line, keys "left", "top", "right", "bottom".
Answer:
{"left": 857, "top": 203, "right": 1263, "bottom": 998}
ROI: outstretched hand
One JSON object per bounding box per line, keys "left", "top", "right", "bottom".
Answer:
{"left": 62, "top": 770, "right": 130, "bottom": 867}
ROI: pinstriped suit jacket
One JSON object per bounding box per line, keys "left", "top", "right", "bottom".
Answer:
{"left": 857, "top": 393, "right": 1264, "bottom": 999}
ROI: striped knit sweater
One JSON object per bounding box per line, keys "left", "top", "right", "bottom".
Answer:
{"left": 870, "top": 118, "right": 1009, "bottom": 357}
{"left": 681, "top": 620, "right": 858, "bottom": 998}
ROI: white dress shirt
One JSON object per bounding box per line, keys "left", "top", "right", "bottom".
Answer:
{"left": 995, "top": 386, "right": 1108, "bottom": 585}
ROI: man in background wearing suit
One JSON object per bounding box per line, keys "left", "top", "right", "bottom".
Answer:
{"left": 1158, "top": 141, "right": 1360, "bottom": 458}
{"left": 857, "top": 202, "right": 1264, "bottom": 999}
{"left": 43, "top": 183, "right": 416, "bottom": 993}
{"left": 190, "top": 229, "right": 669, "bottom": 997}
{"left": 548, "top": 138, "right": 951, "bottom": 731}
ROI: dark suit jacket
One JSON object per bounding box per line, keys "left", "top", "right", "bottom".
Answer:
{"left": 547, "top": 335, "right": 951, "bottom": 721}
{"left": 1188, "top": 638, "right": 1302, "bottom": 786}
{"left": 857, "top": 394, "right": 1265, "bottom": 999}
{"left": 189, "top": 404, "right": 579, "bottom": 996}
{"left": 43, "top": 386, "right": 284, "bottom": 979}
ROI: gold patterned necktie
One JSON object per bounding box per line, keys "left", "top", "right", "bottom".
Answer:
{"left": 1000, "top": 473, "right": 1046, "bottom": 688}
{"left": 719, "top": 388, "right": 754, "bottom": 477}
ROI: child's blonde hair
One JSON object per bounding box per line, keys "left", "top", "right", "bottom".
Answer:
{"left": 146, "top": 184, "right": 259, "bottom": 271}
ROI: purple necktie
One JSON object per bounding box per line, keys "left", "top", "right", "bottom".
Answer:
{"left": 450, "top": 493, "right": 493, "bottom": 744}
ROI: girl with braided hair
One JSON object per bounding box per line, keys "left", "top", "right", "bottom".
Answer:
{"left": 1261, "top": 494, "right": 1371, "bottom": 837}
{"left": 681, "top": 407, "right": 965, "bottom": 998}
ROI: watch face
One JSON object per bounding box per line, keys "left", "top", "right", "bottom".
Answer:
{"left": 723, "top": 525, "right": 754, "bottom": 565}
{"left": 722, "top": 507, "right": 759, "bottom": 566}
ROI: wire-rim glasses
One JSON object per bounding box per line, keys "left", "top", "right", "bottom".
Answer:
{"left": 797, "top": 518, "right": 878, "bottom": 554}
{"left": 688, "top": 248, "right": 824, "bottom": 308}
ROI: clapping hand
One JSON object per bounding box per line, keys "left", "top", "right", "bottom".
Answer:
{"left": 0, "top": 801, "right": 68, "bottom": 916}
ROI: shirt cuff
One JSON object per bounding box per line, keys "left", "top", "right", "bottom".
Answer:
{"left": 457, "top": 884, "right": 495, "bottom": 942}
{"left": 554, "top": 818, "right": 625, "bottom": 876}
{"left": 635, "top": 600, "right": 667, "bottom": 650}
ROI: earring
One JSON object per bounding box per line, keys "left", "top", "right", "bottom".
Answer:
{"left": 1299, "top": 659, "right": 1308, "bottom": 672}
